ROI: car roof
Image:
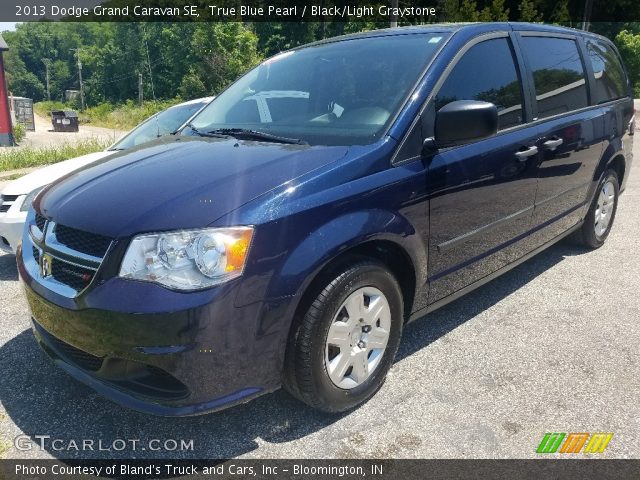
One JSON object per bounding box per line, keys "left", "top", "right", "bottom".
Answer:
{"left": 302, "top": 22, "right": 612, "bottom": 48}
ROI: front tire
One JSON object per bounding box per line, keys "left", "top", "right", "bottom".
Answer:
{"left": 283, "top": 260, "right": 403, "bottom": 412}
{"left": 573, "top": 169, "right": 619, "bottom": 249}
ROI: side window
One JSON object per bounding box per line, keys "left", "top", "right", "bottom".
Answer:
{"left": 586, "top": 38, "right": 628, "bottom": 103}
{"left": 435, "top": 38, "right": 524, "bottom": 131}
{"left": 520, "top": 37, "right": 588, "bottom": 119}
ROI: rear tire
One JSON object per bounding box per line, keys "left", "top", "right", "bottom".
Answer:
{"left": 572, "top": 169, "right": 619, "bottom": 249}
{"left": 283, "top": 259, "right": 403, "bottom": 412}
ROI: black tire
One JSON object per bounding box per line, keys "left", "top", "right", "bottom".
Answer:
{"left": 572, "top": 169, "right": 619, "bottom": 249}
{"left": 283, "top": 259, "right": 403, "bottom": 412}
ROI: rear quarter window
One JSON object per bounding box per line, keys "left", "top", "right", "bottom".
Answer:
{"left": 520, "top": 36, "right": 588, "bottom": 119}
{"left": 585, "top": 38, "right": 629, "bottom": 103}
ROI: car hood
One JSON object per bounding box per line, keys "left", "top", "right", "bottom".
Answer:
{"left": 37, "top": 136, "right": 349, "bottom": 238}
{"left": 2, "top": 151, "right": 112, "bottom": 196}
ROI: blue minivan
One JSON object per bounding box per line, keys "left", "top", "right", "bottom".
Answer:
{"left": 18, "top": 23, "right": 634, "bottom": 415}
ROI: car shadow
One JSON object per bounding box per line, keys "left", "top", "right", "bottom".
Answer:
{"left": 396, "top": 241, "right": 591, "bottom": 362}
{"left": 0, "top": 253, "right": 18, "bottom": 281}
{"left": 0, "top": 240, "right": 590, "bottom": 462}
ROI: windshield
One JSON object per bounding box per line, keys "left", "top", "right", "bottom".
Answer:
{"left": 187, "top": 33, "right": 448, "bottom": 146}
{"left": 111, "top": 100, "right": 208, "bottom": 150}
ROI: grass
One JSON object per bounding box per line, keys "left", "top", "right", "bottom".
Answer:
{"left": 0, "top": 139, "right": 110, "bottom": 172}
{"left": 0, "top": 439, "right": 9, "bottom": 459}
{"left": 35, "top": 98, "right": 184, "bottom": 130}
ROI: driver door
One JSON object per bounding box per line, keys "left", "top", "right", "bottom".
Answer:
{"left": 426, "top": 34, "right": 541, "bottom": 303}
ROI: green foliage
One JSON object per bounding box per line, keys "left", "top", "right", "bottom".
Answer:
{"left": 33, "top": 100, "right": 67, "bottom": 117}
{"left": 615, "top": 30, "right": 640, "bottom": 96}
{"left": 2, "top": 18, "right": 639, "bottom": 112}
{"left": 3, "top": 46, "right": 45, "bottom": 99}
{"left": 478, "top": 0, "right": 510, "bottom": 21}
{"left": 518, "top": 0, "right": 543, "bottom": 22}
{"left": 12, "top": 122, "right": 26, "bottom": 144}
{"left": 86, "top": 99, "right": 183, "bottom": 129}
{"left": 549, "top": 0, "right": 571, "bottom": 23}
{"left": 179, "top": 69, "right": 208, "bottom": 99}
{"left": 3, "top": 22, "right": 260, "bottom": 107}
{"left": 0, "top": 138, "right": 110, "bottom": 172}
{"left": 35, "top": 99, "right": 182, "bottom": 130}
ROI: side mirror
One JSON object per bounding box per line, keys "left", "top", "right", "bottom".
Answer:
{"left": 433, "top": 100, "right": 498, "bottom": 148}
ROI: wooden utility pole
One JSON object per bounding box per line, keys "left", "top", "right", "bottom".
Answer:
{"left": 390, "top": 0, "right": 399, "bottom": 28}
{"left": 581, "top": 0, "right": 593, "bottom": 31}
{"left": 142, "top": 25, "right": 156, "bottom": 101}
{"left": 42, "top": 59, "right": 51, "bottom": 101}
{"left": 70, "top": 48, "right": 85, "bottom": 110}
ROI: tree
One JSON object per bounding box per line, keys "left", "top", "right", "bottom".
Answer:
{"left": 518, "top": 0, "right": 542, "bottom": 22}
{"left": 179, "top": 68, "right": 208, "bottom": 99}
{"left": 3, "top": 46, "right": 46, "bottom": 99}
{"left": 615, "top": 29, "right": 640, "bottom": 96}
{"left": 549, "top": 0, "right": 571, "bottom": 24}
{"left": 479, "top": 0, "right": 510, "bottom": 21}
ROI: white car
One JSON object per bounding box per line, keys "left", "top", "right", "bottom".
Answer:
{"left": 0, "top": 97, "right": 213, "bottom": 254}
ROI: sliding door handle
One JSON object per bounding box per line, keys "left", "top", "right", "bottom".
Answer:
{"left": 543, "top": 138, "right": 564, "bottom": 150}
{"left": 514, "top": 146, "right": 538, "bottom": 161}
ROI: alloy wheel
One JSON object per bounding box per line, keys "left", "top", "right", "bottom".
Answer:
{"left": 324, "top": 286, "right": 391, "bottom": 389}
{"left": 594, "top": 180, "right": 615, "bottom": 237}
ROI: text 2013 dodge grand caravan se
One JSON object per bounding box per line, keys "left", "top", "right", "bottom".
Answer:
{"left": 18, "top": 23, "right": 634, "bottom": 415}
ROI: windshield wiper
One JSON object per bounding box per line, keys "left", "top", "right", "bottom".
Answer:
{"left": 183, "top": 123, "right": 229, "bottom": 138}
{"left": 207, "top": 128, "right": 307, "bottom": 145}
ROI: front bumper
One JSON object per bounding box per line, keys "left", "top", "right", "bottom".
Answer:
{"left": 17, "top": 244, "right": 289, "bottom": 416}
{"left": 0, "top": 203, "right": 27, "bottom": 254}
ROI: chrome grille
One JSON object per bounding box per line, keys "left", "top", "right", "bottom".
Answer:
{"left": 27, "top": 213, "right": 112, "bottom": 296}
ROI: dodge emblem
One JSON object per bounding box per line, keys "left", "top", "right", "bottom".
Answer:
{"left": 40, "top": 253, "right": 53, "bottom": 278}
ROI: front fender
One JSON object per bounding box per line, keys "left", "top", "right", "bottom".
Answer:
{"left": 268, "top": 208, "right": 427, "bottom": 302}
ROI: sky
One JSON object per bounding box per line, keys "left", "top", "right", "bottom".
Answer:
{"left": 0, "top": 22, "right": 17, "bottom": 32}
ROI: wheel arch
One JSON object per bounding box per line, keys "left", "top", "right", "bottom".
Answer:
{"left": 607, "top": 154, "right": 626, "bottom": 187}
{"left": 587, "top": 143, "right": 627, "bottom": 207}
{"left": 291, "top": 239, "right": 420, "bottom": 326}
{"left": 597, "top": 140, "right": 626, "bottom": 185}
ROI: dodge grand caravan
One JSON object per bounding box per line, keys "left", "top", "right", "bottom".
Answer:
{"left": 18, "top": 23, "right": 634, "bottom": 415}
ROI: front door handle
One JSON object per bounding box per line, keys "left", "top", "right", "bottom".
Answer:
{"left": 514, "top": 146, "right": 538, "bottom": 161}
{"left": 543, "top": 138, "right": 564, "bottom": 150}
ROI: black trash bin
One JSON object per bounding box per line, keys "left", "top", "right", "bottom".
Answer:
{"left": 51, "top": 110, "right": 79, "bottom": 132}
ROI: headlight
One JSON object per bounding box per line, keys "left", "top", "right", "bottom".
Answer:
{"left": 20, "top": 186, "right": 46, "bottom": 212}
{"left": 119, "top": 227, "right": 254, "bottom": 290}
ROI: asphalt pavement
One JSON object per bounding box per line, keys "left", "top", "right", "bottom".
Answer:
{"left": 0, "top": 109, "right": 638, "bottom": 460}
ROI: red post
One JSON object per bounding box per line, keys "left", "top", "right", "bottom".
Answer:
{"left": 0, "top": 35, "right": 13, "bottom": 146}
